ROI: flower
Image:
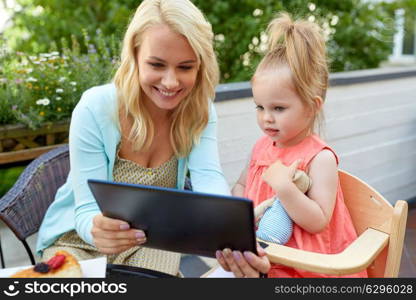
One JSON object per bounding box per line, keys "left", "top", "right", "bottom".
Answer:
{"left": 58, "top": 77, "right": 66, "bottom": 82}
{"left": 26, "top": 77, "right": 38, "bottom": 82}
{"left": 56, "top": 88, "right": 64, "bottom": 93}
{"left": 69, "top": 81, "right": 77, "bottom": 86}
{"left": 56, "top": 96, "right": 62, "bottom": 101}
{"left": 39, "top": 111, "right": 45, "bottom": 116}
{"left": 57, "top": 107, "right": 62, "bottom": 112}
{"left": 36, "top": 98, "right": 50, "bottom": 106}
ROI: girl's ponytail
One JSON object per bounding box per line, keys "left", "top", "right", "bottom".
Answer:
{"left": 256, "top": 12, "right": 329, "bottom": 131}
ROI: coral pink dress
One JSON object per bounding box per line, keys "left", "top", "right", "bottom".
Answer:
{"left": 245, "top": 134, "right": 368, "bottom": 278}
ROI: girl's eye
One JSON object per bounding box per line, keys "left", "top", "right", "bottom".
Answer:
{"left": 255, "top": 105, "right": 264, "bottom": 110}
{"left": 274, "top": 106, "right": 285, "bottom": 111}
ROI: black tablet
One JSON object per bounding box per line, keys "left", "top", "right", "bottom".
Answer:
{"left": 87, "top": 179, "right": 257, "bottom": 258}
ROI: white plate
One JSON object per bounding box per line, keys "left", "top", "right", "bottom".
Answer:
{"left": 0, "top": 256, "right": 107, "bottom": 278}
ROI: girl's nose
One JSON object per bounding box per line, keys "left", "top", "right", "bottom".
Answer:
{"left": 161, "top": 69, "right": 179, "bottom": 89}
{"left": 263, "top": 111, "right": 274, "bottom": 123}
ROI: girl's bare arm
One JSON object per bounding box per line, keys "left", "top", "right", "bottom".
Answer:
{"left": 231, "top": 162, "right": 249, "bottom": 197}
{"left": 262, "top": 150, "right": 338, "bottom": 234}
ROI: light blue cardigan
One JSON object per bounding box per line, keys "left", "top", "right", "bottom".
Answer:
{"left": 36, "top": 83, "right": 230, "bottom": 255}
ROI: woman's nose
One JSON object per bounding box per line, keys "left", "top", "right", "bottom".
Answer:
{"left": 161, "top": 69, "right": 179, "bottom": 89}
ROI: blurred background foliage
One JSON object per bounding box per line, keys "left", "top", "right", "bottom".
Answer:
{"left": 0, "top": 0, "right": 415, "bottom": 197}
{"left": 2, "top": 0, "right": 415, "bottom": 83}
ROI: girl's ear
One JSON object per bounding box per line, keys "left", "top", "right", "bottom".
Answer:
{"left": 313, "top": 96, "right": 323, "bottom": 112}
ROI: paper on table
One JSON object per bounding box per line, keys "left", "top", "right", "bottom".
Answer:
{"left": 0, "top": 256, "right": 107, "bottom": 278}
{"left": 78, "top": 256, "right": 107, "bottom": 278}
{"left": 204, "top": 266, "right": 236, "bottom": 278}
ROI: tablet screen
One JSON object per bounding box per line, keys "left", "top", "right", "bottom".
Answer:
{"left": 88, "top": 179, "right": 257, "bottom": 257}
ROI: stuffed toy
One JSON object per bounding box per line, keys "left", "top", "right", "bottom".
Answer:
{"left": 255, "top": 169, "right": 312, "bottom": 244}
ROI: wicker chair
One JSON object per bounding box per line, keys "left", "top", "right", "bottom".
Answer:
{"left": 0, "top": 145, "right": 70, "bottom": 267}
{"left": 0, "top": 144, "right": 193, "bottom": 269}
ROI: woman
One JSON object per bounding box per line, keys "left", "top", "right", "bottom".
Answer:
{"left": 36, "top": 0, "right": 269, "bottom": 277}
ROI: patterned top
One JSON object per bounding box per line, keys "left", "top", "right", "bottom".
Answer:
{"left": 110, "top": 146, "right": 181, "bottom": 275}
{"left": 114, "top": 147, "right": 178, "bottom": 187}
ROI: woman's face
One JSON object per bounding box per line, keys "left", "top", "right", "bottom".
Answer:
{"left": 137, "top": 24, "right": 199, "bottom": 114}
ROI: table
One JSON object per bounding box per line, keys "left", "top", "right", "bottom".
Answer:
{"left": 106, "top": 264, "right": 176, "bottom": 278}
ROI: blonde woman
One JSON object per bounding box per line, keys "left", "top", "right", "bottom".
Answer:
{"left": 36, "top": 0, "right": 270, "bottom": 277}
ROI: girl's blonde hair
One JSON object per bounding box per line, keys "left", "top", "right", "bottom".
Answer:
{"left": 113, "top": 0, "right": 219, "bottom": 157}
{"left": 254, "top": 12, "right": 329, "bottom": 131}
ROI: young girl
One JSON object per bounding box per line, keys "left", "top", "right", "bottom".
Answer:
{"left": 230, "top": 13, "right": 368, "bottom": 278}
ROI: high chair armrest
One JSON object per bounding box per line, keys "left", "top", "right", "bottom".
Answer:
{"left": 262, "top": 228, "right": 389, "bottom": 275}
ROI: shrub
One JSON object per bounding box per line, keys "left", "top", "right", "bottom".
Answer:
{"left": 3, "top": 0, "right": 397, "bottom": 83}
{"left": 0, "top": 30, "right": 120, "bottom": 128}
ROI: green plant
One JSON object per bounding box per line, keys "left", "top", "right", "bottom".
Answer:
{"left": 0, "top": 166, "right": 25, "bottom": 198}
{"left": 0, "top": 30, "right": 120, "bottom": 128}
{"left": 3, "top": 0, "right": 397, "bottom": 83}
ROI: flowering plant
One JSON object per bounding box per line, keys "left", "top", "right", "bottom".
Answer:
{"left": 0, "top": 30, "right": 119, "bottom": 129}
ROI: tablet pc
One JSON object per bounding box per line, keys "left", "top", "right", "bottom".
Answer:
{"left": 87, "top": 179, "right": 257, "bottom": 258}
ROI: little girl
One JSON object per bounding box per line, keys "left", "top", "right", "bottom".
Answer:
{"left": 231, "top": 13, "right": 368, "bottom": 278}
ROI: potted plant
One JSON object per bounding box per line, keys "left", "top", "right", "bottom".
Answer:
{"left": 0, "top": 31, "right": 119, "bottom": 164}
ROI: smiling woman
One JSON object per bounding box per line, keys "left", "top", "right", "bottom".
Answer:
{"left": 35, "top": 0, "right": 270, "bottom": 278}
{"left": 137, "top": 25, "right": 199, "bottom": 117}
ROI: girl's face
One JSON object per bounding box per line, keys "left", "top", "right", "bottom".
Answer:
{"left": 137, "top": 25, "right": 199, "bottom": 114}
{"left": 252, "top": 67, "right": 313, "bottom": 148}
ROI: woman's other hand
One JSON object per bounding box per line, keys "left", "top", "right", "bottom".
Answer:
{"left": 215, "top": 243, "right": 270, "bottom": 278}
{"left": 91, "top": 214, "right": 146, "bottom": 254}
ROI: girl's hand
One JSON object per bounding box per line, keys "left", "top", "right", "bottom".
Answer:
{"left": 215, "top": 243, "right": 271, "bottom": 278}
{"left": 262, "top": 159, "right": 301, "bottom": 192}
{"left": 91, "top": 214, "right": 146, "bottom": 254}
{"left": 254, "top": 197, "right": 275, "bottom": 226}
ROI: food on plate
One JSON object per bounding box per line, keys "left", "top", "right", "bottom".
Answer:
{"left": 11, "top": 250, "right": 82, "bottom": 278}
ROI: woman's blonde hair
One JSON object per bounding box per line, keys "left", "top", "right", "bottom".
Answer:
{"left": 113, "top": 0, "right": 219, "bottom": 157}
{"left": 254, "top": 12, "right": 329, "bottom": 132}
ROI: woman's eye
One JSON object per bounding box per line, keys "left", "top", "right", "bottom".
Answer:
{"left": 149, "top": 62, "right": 164, "bottom": 68}
{"left": 275, "top": 106, "right": 285, "bottom": 111}
{"left": 255, "top": 105, "right": 264, "bottom": 110}
{"left": 179, "top": 65, "right": 193, "bottom": 70}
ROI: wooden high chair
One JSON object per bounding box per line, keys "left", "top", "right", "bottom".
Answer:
{"left": 204, "top": 170, "right": 408, "bottom": 278}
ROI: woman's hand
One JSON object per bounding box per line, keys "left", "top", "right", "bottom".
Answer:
{"left": 91, "top": 214, "right": 146, "bottom": 254}
{"left": 215, "top": 243, "right": 270, "bottom": 278}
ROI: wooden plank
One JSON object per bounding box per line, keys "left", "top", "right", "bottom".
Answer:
{"left": 0, "top": 144, "right": 66, "bottom": 164}
{"left": 0, "top": 121, "right": 69, "bottom": 139}
{"left": 15, "top": 137, "right": 40, "bottom": 149}
{"left": 46, "top": 134, "right": 55, "bottom": 145}
{"left": 12, "top": 143, "right": 26, "bottom": 151}
{"left": 326, "top": 103, "right": 416, "bottom": 140}
{"left": 263, "top": 228, "right": 389, "bottom": 275}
